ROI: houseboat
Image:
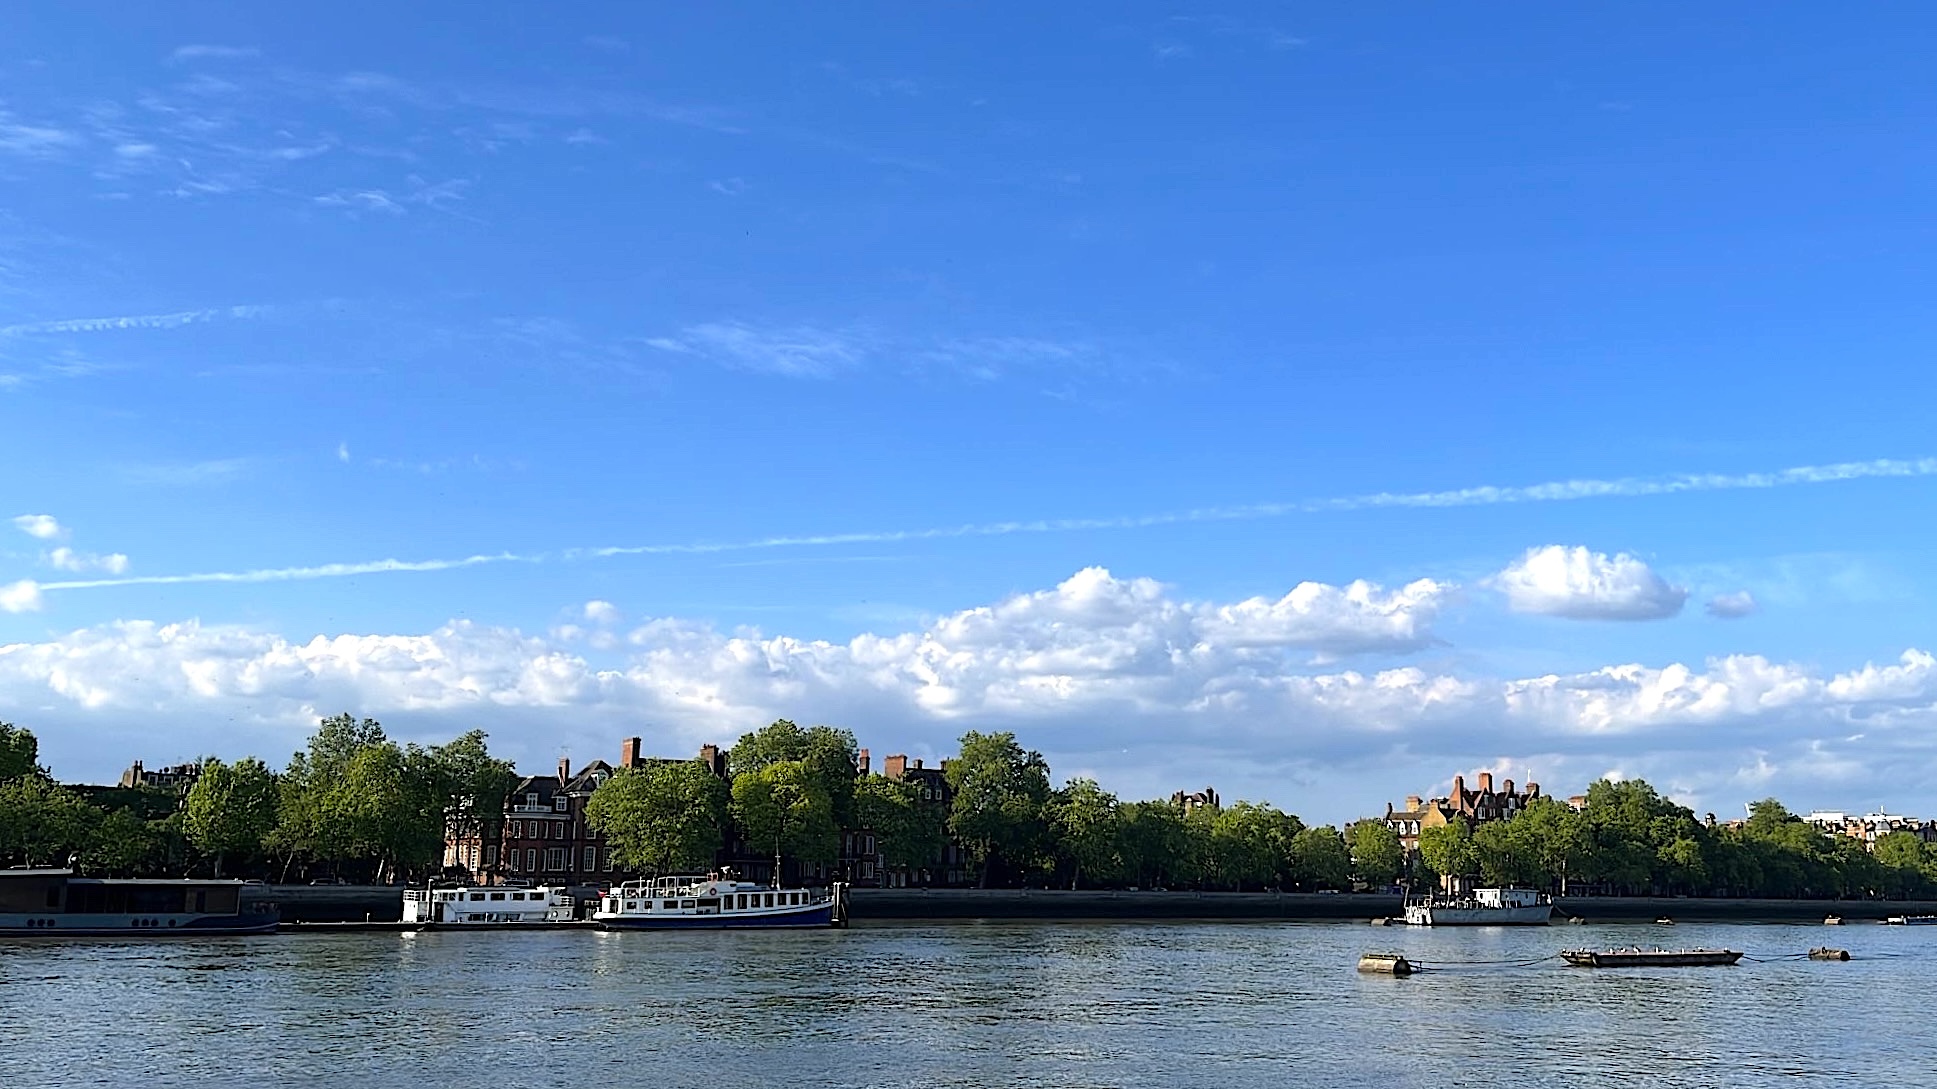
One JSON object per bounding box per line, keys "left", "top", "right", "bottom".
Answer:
{"left": 1403, "top": 886, "right": 1552, "bottom": 926}
{"left": 402, "top": 885, "right": 578, "bottom": 926}
{"left": 0, "top": 868, "right": 279, "bottom": 937}
{"left": 1561, "top": 947, "right": 1742, "bottom": 968}
{"left": 595, "top": 870, "right": 847, "bottom": 930}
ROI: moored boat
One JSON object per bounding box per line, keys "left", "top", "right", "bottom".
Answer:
{"left": 1403, "top": 886, "right": 1552, "bottom": 926}
{"left": 1561, "top": 947, "right": 1742, "bottom": 968}
{"left": 595, "top": 870, "right": 847, "bottom": 930}
{"left": 1883, "top": 914, "right": 1937, "bottom": 925}
{"left": 402, "top": 884, "right": 577, "bottom": 925}
{"left": 0, "top": 868, "right": 279, "bottom": 937}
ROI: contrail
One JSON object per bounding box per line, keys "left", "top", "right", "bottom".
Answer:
{"left": 23, "top": 456, "right": 1937, "bottom": 597}
{"left": 0, "top": 305, "right": 263, "bottom": 337}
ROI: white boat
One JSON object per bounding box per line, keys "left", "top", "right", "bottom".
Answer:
{"left": 595, "top": 870, "right": 847, "bottom": 930}
{"left": 1403, "top": 886, "right": 1552, "bottom": 926}
{"left": 402, "top": 885, "right": 578, "bottom": 925}
{"left": 1883, "top": 914, "right": 1937, "bottom": 926}
{"left": 0, "top": 868, "right": 279, "bottom": 937}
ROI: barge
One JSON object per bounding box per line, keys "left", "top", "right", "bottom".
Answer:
{"left": 0, "top": 868, "right": 279, "bottom": 937}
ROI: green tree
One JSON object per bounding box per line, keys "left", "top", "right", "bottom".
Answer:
{"left": 1418, "top": 820, "right": 1478, "bottom": 887}
{"left": 0, "top": 777, "right": 98, "bottom": 867}
{"left": 1118, "top": 800, "right": 1191, "bottom": 888}
{"left": 1289, "top": 825, "right": 1353, "bottom": 891}
{"left": 729, "top": 720, "right": 861, "bottom": 828}
{"left": 1875, "top": 831, "right": 1928, "bottom": 898}
{"left": 1345, "top": 819, "right": 1405, "bottom": 888}
{"left": 418, "top": 730, "right": 518, "bottom": 858}
{"left": 1049, "top": 778, "right": 1123, "bottom": 889}
{"left": 0, "top": 721, "right": 44, "bottom": 782}
{"left": 854, "top": 773, "right": 944, "bottom": 873}
{"left": 945, "top": 731, "right": 1052, "bottom": 887}
{"left": 1209, "top": 802, "right": 1298, "bottom": 891}
{"left": 586, "top": 759, "right": 729, "bottom": 875}
{"left": 183, "top": 757, "right": 279, "bottom": 877}
{"left": 730, "top": 759, "right": 839, "bottom": 876}
{"left": 271, "top": 713, "right": 390, "bottom": 878}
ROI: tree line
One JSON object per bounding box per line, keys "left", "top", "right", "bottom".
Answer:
{"left": 586, "top": 721, "right": 1391, "bottom": 891}
{"left": 1415, "top": 778, "right": 1937, "bottom": 900}
{"left": 0, "top": 716, "right": 515, "bottom": 882}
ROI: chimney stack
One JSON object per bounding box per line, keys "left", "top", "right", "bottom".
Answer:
{"left": 1503, "top": 779, "right": 1515, "bottom": 799}
{"left": 1478, "top": 771, "right": 1494, "bottom": 794}
{"left": 620, "top": 737, "right": 641, "bottom": 768}
{"left": 1451, "top": 774, "right": 1465, "bottom": 802}
{"left": 884, "top": 754, "right": 908, "bottom": 779}
{"left": 699, "top": 744, "right": 725, "bottom": 777}
{"left": 1406, "top": 795, "right": 1422, "bottom": 811}
{"left": 1527, "top": 782, "right": 1540, "bottom": 798}
{"left": 558, "top": 756, "right": 571, "bottom": 784}
{"left": 857, "top": 748, "right": 871, "bottom": 775}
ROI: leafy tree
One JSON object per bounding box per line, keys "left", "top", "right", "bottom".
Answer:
{"left": 418, "top": 730, "right": 517, "bottom": 855}
{"left": 854, "top": 773, "right": 944, "bottom": 872}
{"left": 0, "top": 777, "right": 97, "bottom": 867}
{"left": 1289, "top": 825, "right": 1353, "bottom": 890}
{"left": 729, "top": 720, "right": 861, "bottom": 828}
{"left": 730, "top": 759, "right": 839, "bottom": 875}
{"left": 0, "top": 721, "right": 44, "bottom": 782}
{"left": 1118, "top": 800, "right": 1191, "bottom": 888}
{"left": 586, "top": 759, "right": 729, "bottom": 875}
{"left": 1418, "top": 820, "right": 1478, "bottom": 887}
{"left": 1208, "top": 802, "right": 1298, "bottom": 891}
{"left": 183, "top": 757, "right": 279, "bottom": 877}
{"left": 1875, "top": 831, "right": 1929, "bottom": 898}
{"left": 945, "top": 731, "right": 1052, "bottom": 887}
{"left": 272, "top": 714, "right": 390, "bottom": 877}
{"left": 1049, "top": 778, "right": 1123, "bottom": 889}
{"left": 1345, "top": 819, "right": 1404, "bottom": 888}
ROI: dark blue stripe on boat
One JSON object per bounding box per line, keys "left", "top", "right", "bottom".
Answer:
{"left": 600, "top": 905, "right": 834, "bottom": 929}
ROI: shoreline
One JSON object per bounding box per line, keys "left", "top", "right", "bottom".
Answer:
{"left": 246, "top": 885, "right": 1937, "bottom": 925}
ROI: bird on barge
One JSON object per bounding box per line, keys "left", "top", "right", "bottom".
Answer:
{"left": 0, "top": 868, "right": 279, "bottom": 937}
{"left": 595, "top": 869, "right": 847, "bottom": 930}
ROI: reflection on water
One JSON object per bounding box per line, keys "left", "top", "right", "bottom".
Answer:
{"left": 3, "top": 920, "right": 1932, "bottom": 1088}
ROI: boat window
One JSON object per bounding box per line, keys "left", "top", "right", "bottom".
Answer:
{"left": 764, "top": 893, "right": 775, "bottom": 908}
{"left": 679, "top": 899, "right": 696, "bottom": 909}
{"left": 470, "top": 893, "right": 487, "bottom": 901}
{"left": 660, "top": 900, "right": 675, "bottom": 909}
{"left": 492, "top": 892, "right": 508, "bottom": 901}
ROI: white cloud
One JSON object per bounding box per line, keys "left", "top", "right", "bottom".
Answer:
{"left": 1706, "top": 590, "right": 1759, "bottom": 619}
{"left": 46, "top": 548, "right": 130, "bottom": 575}
{"left": 170, "top": 45, "right": 261, "bottom": 62}
{"left": 0, "top": 580, "right": 42, "bottom": 613}
{"left": 1489, "top": 545, "right": 1687, "bottom": 620}
{"left": 12, "top": 514, "right": 65, "bottom": 540}
{"left": 646, "top": 322, "right": 864, "bottom": 379}
{"left": 6, "top": 570, "right": 1937, "bottom": 815}
{"left": 337, "top": 442, "right": 351, "bottom": 463}
{"left": 583, "top": 600, "right": 620, "bottom": 624}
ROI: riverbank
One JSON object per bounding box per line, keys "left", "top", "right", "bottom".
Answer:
{"left": 242, "top": 884, "right": 1937, "bottom": 924}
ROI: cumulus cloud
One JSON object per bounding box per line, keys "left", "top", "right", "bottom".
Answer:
{"left": 12, "top": 514, "right": 65, "bottom": 540}
{"left": 7, "top": 568, "right": 1937, "bottom": 816}
{"left": 1706, "top": 590, "right": 1759, "bottom": 619}
{"left": 46, "top": 548, "right": 130, "bottom": 575}
{"left": 1489, "top": 545, "right": 1688, "bottom": 620}
{"left": 583, "top": 600, "right": 620, "bottom": 624}
{"left": 0, "top": 579, "right": 42, "bottom": 613}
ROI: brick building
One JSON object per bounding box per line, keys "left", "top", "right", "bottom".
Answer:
{"left": 1383, "top": 772, "right": 1542, "bottom": 853}
{"left": 117, "top": 760, "right": 202, "bottom": 792}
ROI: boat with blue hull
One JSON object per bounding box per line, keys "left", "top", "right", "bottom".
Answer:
{"left": 595, "top": 871, "right": 848, "bottom": 930}
{"left": 0, "top": 868, "right": 279, "bottom": 937}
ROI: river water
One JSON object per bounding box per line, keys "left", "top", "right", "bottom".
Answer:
{"left": 3, "top": 919, "right": 1931, "bottom": 1088}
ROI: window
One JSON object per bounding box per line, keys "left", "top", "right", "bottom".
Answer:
{"left": 554, "top": 796, "right": 569, "bottom": 812}
{"left": 484, "top": 845, "right": 497, "bottom": 866}
{"left": 604, "top": 853, "right": 614, "bottom": 871}
{"left": 663, "top": 900, "right": 678, "bottom": 910}
{"left": 526, "top": 849, "right": 538, "bottom": 872}
{"left": 508, "top": 820, "right": 520, "bottom": 839}
{"left": 546, "top": 848, "right": 568, "bottom": 871}
{"left": 490, "top": 892, "right": 506, "bottom": 901}
{"left": 584, "top": 847, "right": 597, "bottom": 872}
{"left": 469, "top": 893, "right": 486, "bottom": 901}
{"left": 679, "top": 899, "right": 696, "bottom": 909}
{"left": 764, "top": 893, "right": 774, "bottom": 908}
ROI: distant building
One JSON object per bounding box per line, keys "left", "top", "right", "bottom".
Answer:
{"left": 1383, "top": 772, "right": 1542, "bottom": 853}
{"left": 1171, "top": 787, "right": 1220, "bottom": 813}
{"left": 117, "top": 760, "right": 202, "bottom": 792}
{"left": 874, "top": 754, "right": 971, "bottom": 887}
{"left": 1805, "top": 810, "right": 1937, "bottom": 849}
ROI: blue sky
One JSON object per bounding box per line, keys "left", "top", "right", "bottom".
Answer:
{"left": 4, "top": 4, "right": 1937, "bottom": 822}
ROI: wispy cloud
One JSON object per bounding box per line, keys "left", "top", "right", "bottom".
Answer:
{"left": 47, "top": 547, "right": 130, "bottom": 575}
{"left": 169, "top": 45, "right": 261, "bottom": 63}
{"left": 0, "top": 116, "right": 83, "bottom": 158}
{"left": 12, "top": 514, "right": 65, "bottom": 540}
{"left": 25, "top": 456, "right": 1937, "bottom": 604}
{"left": 645, "top": 322, "right": 866, "bottom": 379}
{"left": 118, "top": 458, "right": 255, "bottom": 486}
{"left": 0, "top": 305, "right": 263, "bottom": 337}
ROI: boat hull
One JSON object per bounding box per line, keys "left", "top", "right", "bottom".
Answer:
{"left": 598, "top": 903, "right": 836, "bottom": 930}
{"left": 0, "top": 911, "right": 281, "bottom": 938}
{"left": 1403, "top": 904, "right": 1552, "bottom": 926}
{"left": 1561, "top": 949, "right": 1742, "bottom": 967}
